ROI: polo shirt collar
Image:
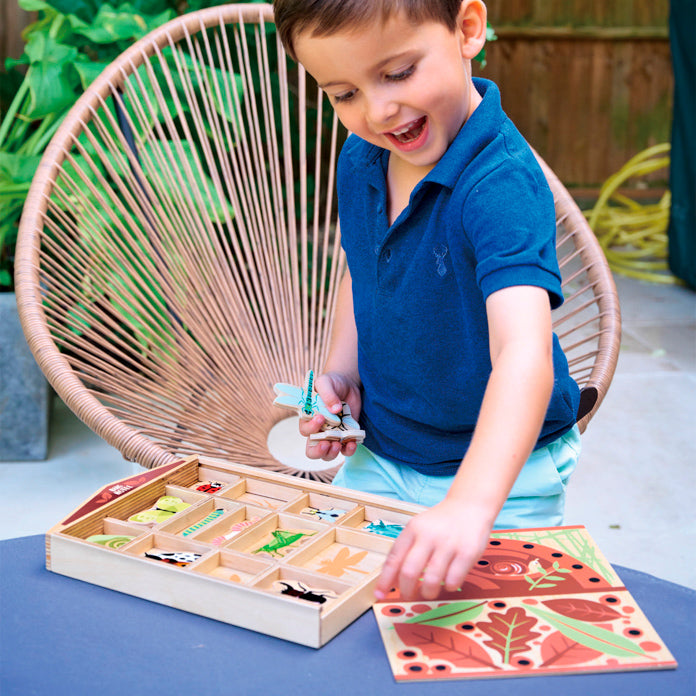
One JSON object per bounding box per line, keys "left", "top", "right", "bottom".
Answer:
{"left": 425, "top": 78, "right": 505, "bottom": 189}
{"left": 359, "top": 78, "right": 505, "bottom": 191}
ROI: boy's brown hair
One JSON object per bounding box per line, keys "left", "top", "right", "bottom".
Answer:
{"left": 273, "top": 0, "right": 464, "bottom": 59}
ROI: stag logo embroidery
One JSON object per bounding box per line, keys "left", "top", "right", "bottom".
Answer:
{"left": 433, "top": 244, "right": 449, "bottom": 278}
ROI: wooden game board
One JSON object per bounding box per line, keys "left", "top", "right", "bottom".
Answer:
{"left": 372, "top": 526, "right": 677, "bottom": 681}
{"left": 45, "top": 455, "right": 421, "bottom": 648}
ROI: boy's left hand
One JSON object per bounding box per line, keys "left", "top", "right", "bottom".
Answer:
{"left": 374, "top": 498, "right": 494, "bottom": 601}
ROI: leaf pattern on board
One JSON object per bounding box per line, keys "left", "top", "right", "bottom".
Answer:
{"left": 525, "top": 605, "right": 650, "bottom": 659}
{"left": 540, "top": 631, "right": 604, "bottom": 668}
{"left": 542, "top": 598, "right": 622, "bottom": 622}
{"left": 394, "top": 623, "right": 500, "bottom": 670}
{"left": 477, "top": 607, "right": 541, "bottom": 664}
{"left": 404, "top": 601, "right": 487, "bottom": 628}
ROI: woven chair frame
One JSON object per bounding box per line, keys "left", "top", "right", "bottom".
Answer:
{"left": 16, "top": 4, "right": 620, "bottom": 480}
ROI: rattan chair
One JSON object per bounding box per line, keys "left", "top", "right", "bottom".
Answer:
{"left": 15, "top": 4, "right": 620, "bottom": 482}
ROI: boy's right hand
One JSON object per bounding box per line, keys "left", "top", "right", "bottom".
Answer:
{"left": 299, "top": 371, "right": 362, "bottom": 461}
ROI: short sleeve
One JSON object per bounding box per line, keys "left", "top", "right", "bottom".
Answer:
{"left": 462, "top": 161, "right": 563, "bottom": 308}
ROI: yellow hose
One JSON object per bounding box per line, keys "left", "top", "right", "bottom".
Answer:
{"left": 583, "top": 143, "right": 680, "bottom": 284}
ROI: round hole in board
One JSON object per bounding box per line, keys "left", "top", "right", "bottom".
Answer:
{"left": 266, "top": 417, "right": 346, "bottom": 473}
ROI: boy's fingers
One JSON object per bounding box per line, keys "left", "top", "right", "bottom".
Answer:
{"left": 397, "top": 544, "right": 433, "bottom": 601}
{"left": 314, "top": 374, "right": 343, "bottom": 414}
{"left": 375, "top": 532, "right": 412, "bottom": 599}
{"left": 444, "top": 553, "right": 476, "bottom": 593}
{"left": 341, "top": 440, "right": 358, "bottom": 457}
{"left": 419, "top": 549, "right": 456, "bottom": 600}
{"left": 299, "top": 414, "right": 324, "bottom": 437}
{"left": 305, "top": 437, "right": 343, "bottom": 461}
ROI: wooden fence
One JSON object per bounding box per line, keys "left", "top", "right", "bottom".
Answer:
{"left": 0, "top": 3, "right": 33, "bottom": 69}
{"left": 2, "top": 1, "right": 673, "bottom": 188}
{"left": 475, "top": 0, "right": 672, "bottom": 188}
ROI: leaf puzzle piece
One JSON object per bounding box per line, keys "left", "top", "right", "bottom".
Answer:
{"left": 273, "top": 370, "right": 366, "bottom": 444}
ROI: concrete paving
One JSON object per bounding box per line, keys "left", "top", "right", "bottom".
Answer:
{"left": 1, "top": 273, "right": 694, "bottom": 588}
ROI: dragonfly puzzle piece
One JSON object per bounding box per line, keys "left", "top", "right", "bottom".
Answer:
{"left": 273, "top": 370, "right": 366, "bottom": 444}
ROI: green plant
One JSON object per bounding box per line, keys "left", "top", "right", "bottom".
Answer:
{"left": 0, "top": 0, "right": 249, "bottom": 291}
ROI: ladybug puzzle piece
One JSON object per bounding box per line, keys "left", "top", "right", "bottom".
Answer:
{"left": 273, "top": 370, "right": 365, "bottom": 445}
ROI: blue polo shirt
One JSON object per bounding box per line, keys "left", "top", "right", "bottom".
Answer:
{"left": 337, "top": 78, "right": 580, "bottom": 476}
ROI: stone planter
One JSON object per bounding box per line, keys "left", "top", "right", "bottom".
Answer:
{"left": 0, "top": 292, "right": 51, "bottom": 460}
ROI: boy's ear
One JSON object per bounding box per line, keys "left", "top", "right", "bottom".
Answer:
{"left": 456, "top": 0, "right": 488, "bottom": 60}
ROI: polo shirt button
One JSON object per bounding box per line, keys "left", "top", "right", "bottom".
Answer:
{"left": 374, "top": 245, "right": 380, "bottom": 256}
{"left": 384, "top": 248, "right": 392, "bottom": 262}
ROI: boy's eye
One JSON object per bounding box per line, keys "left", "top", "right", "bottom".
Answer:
{"left": 332, "top": 90, "right": 356, "bottom": 104}
{"left": 386, "top": 65, "right": 415, "bottom": 82}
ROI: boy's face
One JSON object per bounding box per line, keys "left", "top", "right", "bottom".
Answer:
{"left": 293, "top": 9, "right": 482, "bottom": 174}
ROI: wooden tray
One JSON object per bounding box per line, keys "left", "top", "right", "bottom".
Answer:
{"left": 46, "top": 455, "right": 423, "bottom": 647}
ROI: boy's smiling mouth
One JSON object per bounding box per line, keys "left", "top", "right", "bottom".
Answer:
{"left": 385, "top": 116, "right": 427, "bottom": 146}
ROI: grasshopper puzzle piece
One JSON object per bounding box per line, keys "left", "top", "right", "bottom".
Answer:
{"left": 273, "top": 370, "right": 365, "bottom": 445}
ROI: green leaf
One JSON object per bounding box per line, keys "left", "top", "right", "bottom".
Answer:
{"left": 71, "top": 4, "right": 175, "bottom": 44}
{"left": 20, "top": 0, "right": 100, "bottom": 23}
{"left": 404, "top": 601, "right": 486, "bottom": 628}
{"left": 24, "top": 31, "right": 77, "bottom": 66}
{"left": 74, "top": 61, "right": 111, "bottom": 90}
{"left": 24, "top": 62, "right": 78, "bottom": 119}
{"left": 0, "top": 152, "right": 43, "bottom": 185}
{"left": 526, "top": 605, "right": 649, "bottom": 659}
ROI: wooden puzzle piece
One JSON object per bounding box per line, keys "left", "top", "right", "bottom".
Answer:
{"left": 144, "top": 549, "right": 201, "bottom": 567}
{"left": 273, "top": 370, "right": 341, "bottom": 425}
{"left": 314, "top": 546, "right": 370, "bottom": 578}
{"left": 86, "top": 534, "right": 135, "bottom": 548}
{"left": 182, "top": 508, "right": 225, "bottom": 536}
{"left": 273, "top": 370, "right": 366, "bottom": 444}
{"left": 210, "top": 517, "right": 259, "bottom": 545}
{"left": 253, "top": 529, "right": 316, "bottom": 557}
{"left": 273, "top": 580, "right": 338, "bottom": 605}
{"left": 194, "top": 480, "right": 226, "bottom": 493}
{"left": 363, "top": 519, "right": 405, "bottom": 539}
{"left": 128, "top": 496, "right": 191, "bottom": 525}
{"left": 301, "top": 506, "right": 348, "bottom": 522}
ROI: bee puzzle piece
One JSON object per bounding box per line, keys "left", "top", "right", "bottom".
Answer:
{"left": 273, "top": 370, "right": 365, "bottom": 444}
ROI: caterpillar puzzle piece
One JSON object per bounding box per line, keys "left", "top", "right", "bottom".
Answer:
{"left": 273, "top": 370, "right": 366, "bottom": 445}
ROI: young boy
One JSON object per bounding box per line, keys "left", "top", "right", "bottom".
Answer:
{"left": 272, "top": 0, "right": 581, "bottom": 602}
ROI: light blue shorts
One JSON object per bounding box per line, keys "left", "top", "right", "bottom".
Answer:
{"left": 332, "top": 425, "right": 581, "bottom": 529}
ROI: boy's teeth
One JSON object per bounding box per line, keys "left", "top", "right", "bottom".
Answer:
{"left": 390, "top": 117, "right": 426, "bottom": 143}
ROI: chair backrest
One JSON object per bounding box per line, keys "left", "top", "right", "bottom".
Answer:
{"left": 16, "top": 4, "right": 620, "bottom": 481}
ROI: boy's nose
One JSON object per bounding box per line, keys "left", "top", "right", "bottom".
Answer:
{"left": 365, "top": 93, "right": 399, "bottom": 129}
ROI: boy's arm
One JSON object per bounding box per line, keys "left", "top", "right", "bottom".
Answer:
{"left": 300, "top": 270, "right": 362, "bottom": 460}
{"left": 375, "top": 285, "right": 555, "bottom": 600}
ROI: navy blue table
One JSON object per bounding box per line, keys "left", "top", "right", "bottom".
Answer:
{"left": 1, "top": 535, "right": 693, "bottom": 695}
